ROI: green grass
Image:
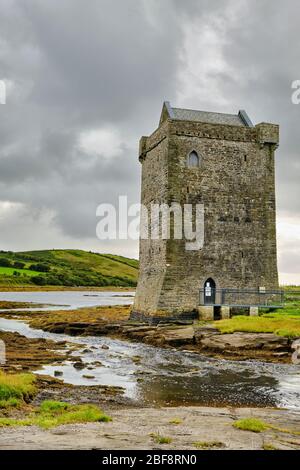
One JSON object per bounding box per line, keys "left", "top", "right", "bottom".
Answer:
{"left": 193, "top": 441, "right": 225, "bottom": 449}
{"left": 215, "top": 315, "right": 300, "bottom": 338}
{"left": 34, "top": 401, "right": 111, "bottom": 429}
{"left": 150, "top": 433, "right": 172, "bottom": 444}
{"left": 0, "top": 400, "right": 112, "bottom": 429}
{"left": 0, "top": 397, "right": 21, "bottom": 409}
{"left": 100, "top": 254, "right": 139, "bottom": 270}
{"left": 262, "top": 443, "right": 278, "bottom": 450}
{"left": 0, "top": 249, "right": 138, "bottom": 288}
{"left": 214, "top": 290, "right": 300, "bottom": 338}
{"left": 233, "top": 418, "right": 269, "bottom": 433}
{"left": 169, "top": 418, "right": 183, "bottom": 425}
{"left": 233, "top": 417, "right": 300, "bottom": 436}
{"left": 39, "top": 400, "right": 70, "bottom": 413}
{"left": 0, "top": 371, "right": 36, "bottom": 406}
{"left": 0, "top": 417, "right": 33, "bottom": 427}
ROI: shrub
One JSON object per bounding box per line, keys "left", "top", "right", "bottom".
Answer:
{"left": 29, "top": 263, "right": 50, "bottom": 272}
{"left": 13, "top": 261, "right": 25, "bottom": 269}
{"left": 31, "top": 276, "right": 47, "bottom": 286}
{"left": 0, "top": 258, "right": 12, "bottom": 267}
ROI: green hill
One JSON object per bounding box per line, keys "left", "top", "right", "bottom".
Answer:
{"left": 0, "top": 249, "right": 139, "bottom": 288}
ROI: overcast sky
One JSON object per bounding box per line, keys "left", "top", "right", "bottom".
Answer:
{"left": 0, "top": 0, "right": 299, "bottom": 284}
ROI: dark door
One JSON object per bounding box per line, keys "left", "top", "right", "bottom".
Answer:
{"left": 204, "top": 278, "right": 216, "bottom": 305}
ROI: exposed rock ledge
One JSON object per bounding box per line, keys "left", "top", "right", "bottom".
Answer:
{"left": 116, "top": 323, "right": 293, "bottom": 362}
{"left": 7, "top": 313, "right": 296, "bottom": 363}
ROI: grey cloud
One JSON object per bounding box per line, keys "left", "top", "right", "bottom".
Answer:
{"left": 0, "top": 0, "right": 299, "bottom": 280}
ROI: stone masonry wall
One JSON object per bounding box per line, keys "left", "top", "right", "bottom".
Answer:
{"left": 132, "top": 117, "right": 279, "bottom": 317}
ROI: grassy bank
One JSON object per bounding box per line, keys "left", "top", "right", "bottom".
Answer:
{"left": 0, "top": 249, "right": 138, "bottom": 288}
{"left": 0, "top": 371, "right": 111, "bottom": 429}
{"left": 0, "top": 371, "right": 36, "bottom": 408}
{"left": 214, "top": 288, "right": 300, "bottom": 338}
{"left": 0, "top": 400, "right": 111, "bottom": 429}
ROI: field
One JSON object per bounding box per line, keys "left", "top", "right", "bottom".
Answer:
{"left": 0, "top": 267, "right": 40, "bottom": 277}
{"left": 0, "top": 249, "right": 138, "bottom": 288}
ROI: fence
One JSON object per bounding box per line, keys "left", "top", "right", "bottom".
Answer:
{"left": 199, "top": 288, "right": 285, "bottom": 308}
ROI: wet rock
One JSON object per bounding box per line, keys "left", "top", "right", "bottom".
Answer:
{"left": 200, "top": 332, "right": 289, "bottom": 351}
{"left": 158, "top": 320, "right": 194, "bottom": 326}
{"left": 131, "top": 355, "right": 142, "bottom": 364}
{"left": 120, "top": 325, "right": 157, "bottom": 340}
{"left": 82, "top": 374, "right": 95, "bottom": 379}
{"left": 291, "top": 339, "right": 300, "bottom": 350}
{"left": 10, "top": 365, "right": 23, "bottom": 371}
{"left": 0, "top": 330, "right": 70, "bottom": 372}
{"left": 85, "top": 324, "right": 121, "bottom": 336}
{"left": 101, "top": 344, "right": 109, "bottom": 350}
{"left": 194, "top": 326, "right": 221, "bottom": 343}
{"left": 92, "top": 361, "right": 103, "bottom": 367}
{"left": 82, "top": 348, "right": 92, "bottom": 354}
{"left": 73, "top": 361, "right": 85, "bottom": 370}
{"left": 158, "top": 326, "right": 195, "bottom": 346}
{"left": 122, "top": 325, "right": 155, "bottom": 332}
{"left": 292, "top": 352, "right": 300, "bottom": 365}
{"left": 54, "top": 370, "right": 63, "bottom": 377}
{"left": 135, "top": 369, "right": 153, "bottom": 376}
{"left": 291, "top": 339, "right": 300, "bottom": 364}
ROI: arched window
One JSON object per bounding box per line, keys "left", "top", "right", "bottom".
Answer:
{"left": 187, "top": 150, "right": 200, "bottom": 168}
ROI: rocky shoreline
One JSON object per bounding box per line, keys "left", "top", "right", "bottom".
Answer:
{"left": 25, "top": 316, "right": 294, "bottom": 363}
{"left": 0, "top": 305, "right": 297, "bottom": 363}
{"left": 117, "top": 322, "right": 294, "bottom": 363}
{"left": 0, "top": 330, "right": 134, "bottom": 409}
{"left": 0, "top": 405, "right": 299, "bottom": 450}
{"left": 0, "top": 308, "right": 300, "bottom": 450}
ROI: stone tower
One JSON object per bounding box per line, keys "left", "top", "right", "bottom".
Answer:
{"left": 132, "top": 102, "right": 280, "bottom": 322}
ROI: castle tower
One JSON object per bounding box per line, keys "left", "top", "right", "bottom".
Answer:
{"left": 132, "top": 102, "right": 280, "bottom": 322}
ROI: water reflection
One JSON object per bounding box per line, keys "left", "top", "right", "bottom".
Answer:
{"left": 0, "top": 317, "right": 299, "bottom": 409}
{"left": 0, "top": 290, "right": 135, "bottom": 311}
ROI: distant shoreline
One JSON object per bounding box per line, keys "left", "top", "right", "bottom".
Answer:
{"left": 0, "top": 285, "right": 136, "bottom": 292}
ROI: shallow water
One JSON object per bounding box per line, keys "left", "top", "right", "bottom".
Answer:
{"left": 0, "top": 316, "right": 300, "bottom": 410}
{"left": 0, "top": 290, "right": 135, "bottom": 311}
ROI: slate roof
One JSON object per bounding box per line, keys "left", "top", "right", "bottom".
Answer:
{"left": 161, "top": 102, "right": 253, "bottom": 127}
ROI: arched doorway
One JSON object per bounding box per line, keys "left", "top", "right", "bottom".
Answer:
{"left": 204, "top": 278, "right": 216, "bottom": 305}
